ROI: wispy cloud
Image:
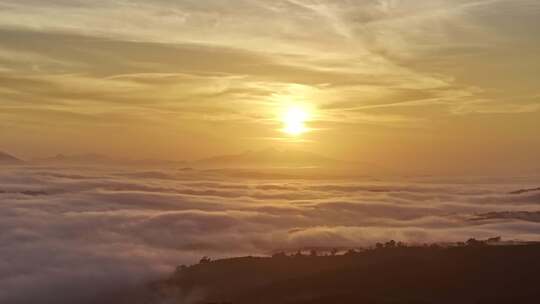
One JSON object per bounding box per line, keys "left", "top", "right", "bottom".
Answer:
{"left": 0, "top": 0, "right": 538, "bottom": 167}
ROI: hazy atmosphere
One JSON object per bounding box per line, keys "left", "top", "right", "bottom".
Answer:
{"left": 1, "top": 1, "right": 539, "bottom": 303}
{"left": 1, "top": 0, "right": 539, "bottom": 174}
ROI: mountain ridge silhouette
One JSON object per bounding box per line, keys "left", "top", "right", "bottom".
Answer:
{"left": 0, "top": 150, "right": 23, "bottom": 164}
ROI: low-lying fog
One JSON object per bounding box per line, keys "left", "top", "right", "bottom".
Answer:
{"left": 1, "top": 165, "right": 540, "bottom": 303}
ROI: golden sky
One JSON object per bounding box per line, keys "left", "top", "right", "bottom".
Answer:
{"left": 0, "top": 0, "right": 539, "bottom": 174}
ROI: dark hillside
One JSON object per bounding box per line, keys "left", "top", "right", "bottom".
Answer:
{"left": 148, "top": 243, "right": 540, "bottom": 304}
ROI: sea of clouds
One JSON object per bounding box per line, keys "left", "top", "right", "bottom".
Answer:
{"left": 1, "top": 165, "right": 540, "bottom": 303}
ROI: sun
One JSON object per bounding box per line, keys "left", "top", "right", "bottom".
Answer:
{"left": 282, "top": 107, "right": 309, "bottom": 136}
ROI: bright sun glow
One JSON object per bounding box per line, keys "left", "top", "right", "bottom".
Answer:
{"left": 282, "top": 107, "right": 309, "bottom": 136}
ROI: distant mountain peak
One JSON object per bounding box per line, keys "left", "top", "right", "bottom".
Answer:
{"left": 192, "top": 148, "right": 391, "bottom": 175}
{"left": 35, "top": 153, "right": 113, "bottom": 164}
{"left": 0, "top": 150, "right": 23, "bottom": 164}
{"left": 194, "top": 148, "right": 344, "bottom": 169}
{"left": 33, "top": 153, "right": 186, "bottom": 166}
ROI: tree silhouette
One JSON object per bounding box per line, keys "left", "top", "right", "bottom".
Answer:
{"left": 272, "top": 252, "right": 287, "bottom": 258}
{"left": 466, "top": 238, "right": 485, "bottom": 247}
{"left": 344, "top": 249, "right": 357, "bottom": 256}
{"left": 385, "top": 240, "right": 396, "bottom": 248}
{"left": 199, "top": 256, "right": 212, "bottom": 264}
{"left": 487, "top": 236, "right": 501, "bottom": 243}
{"left": 175, "top": 264, "right": 188, "bottom": 274}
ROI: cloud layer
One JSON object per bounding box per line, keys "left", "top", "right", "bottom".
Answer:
{"left": 1, "top": 165, "right": 540, "bottom": 303}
